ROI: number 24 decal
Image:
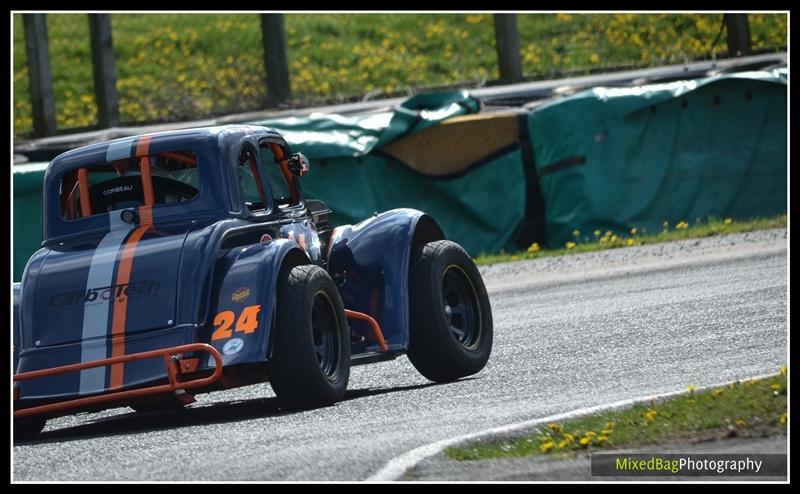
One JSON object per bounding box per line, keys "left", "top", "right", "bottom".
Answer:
{"left": 212, "top": 304, "right": 261, "bottom": 341}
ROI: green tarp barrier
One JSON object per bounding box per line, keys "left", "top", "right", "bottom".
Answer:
{"left": 250, "top": 90, "right": 526, "bottom": 257}
{"left": 528, "top": 69, "right": 788, "bottom": 247}
{"left": 12, "top": 73, "right": 788, "bottom": 281}
{"left": 248, "top": 91, "right": 481, "bottom": 159}
{"left": 13, "top": 163, "right": 48, "bottom": 282}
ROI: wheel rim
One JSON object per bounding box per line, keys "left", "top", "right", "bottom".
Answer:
{"left": 311, "top": 290, "right": 340, "bottom": 379}
{"left": 442, "top": 264, "right": 482, "bottom": 350}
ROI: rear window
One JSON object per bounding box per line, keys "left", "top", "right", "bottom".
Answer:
{"left": 59, "top": 151, "right": 200, "bottom": 220}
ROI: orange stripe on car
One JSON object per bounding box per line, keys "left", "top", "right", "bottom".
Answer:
{"left": 109, "top": 136, "right": 156, "bottom": 390}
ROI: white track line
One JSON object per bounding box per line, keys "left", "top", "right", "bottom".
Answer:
{"left": 366, "top": 372, "right": 781, "bottom": 481}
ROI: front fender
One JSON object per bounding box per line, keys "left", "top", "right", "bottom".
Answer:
{"left": 202, "top": 238, "right": 308, "bottom": 369}
{"left": 327, "top": 208, "right": 444, "bottom": 353}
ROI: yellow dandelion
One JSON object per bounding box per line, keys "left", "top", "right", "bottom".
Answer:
{"left": 627, "top": 238, "right": 635, "bottom": 246}
{"left": 687, "top": 384, "right": 697, "bottom": 393}
{"left": 572, "top": 229, "right": 581, "bottom": 237}
{"left": 600, "top": 429, "right": 613, "bottom": 436}
{"left": 735, "top": 419, "right": 746, "bottom": 427}
{"left": 676, "top": 221, "right": 689, "bottom": 229}
{"left": 563, "top": 433, "right": 575, "bottom": 443}
{"left": 558, "top": 440, "right": 569, "bottom": 449}
{"left": 630, "top": 227, "right": 637, "bottom": 235}
{"left": 771, "top": 384, "right": 782, "bottom": 391}
{"left": 779, "top": 365, "right": 787, "bottom": 376}
{"left": 644, "top": 410, "right": 658, "bottom": 421}
{"left": 579, "top": 437, "right": 590, "bottom": 447}
{"left": 539, "top": 441, "right": 555, "bottom": 453}
{"left": 713, "top": 389, "right": 724, "bottom": 396}
{"left": 547, "top": 423, "right": 562, "bottom": 432}
{"left": 604, "top": 422, "right": 615, "bottom": 429}
{"left": 594, "top": 230, "right": 601, "bottom": 236}
{"left": 511, "top": 255, "right": 519, "bottom": 261}
{"left": 585, "top": 431, "right": 597, "bottom": 438}
{"left": 780, "top": 413, "right": 787, "bottom": 426}
{"left": 527, "top": 242, "right": 541, "bottom": 253}
{"left": 597, "top": 435, "right": 608, "bottom": 445}
{"left": 605, "top": 230, "right": 613, "bottom": 237}
{"left": 565, "top": 241, "right": 576, "bottom": 250}
{"left": 723, "top": 218, "right": 733, "bottom": 225}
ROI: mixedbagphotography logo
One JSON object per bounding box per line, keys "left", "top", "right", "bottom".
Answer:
{"left": 591, "top": 453, "right": 787, "bottom": 477}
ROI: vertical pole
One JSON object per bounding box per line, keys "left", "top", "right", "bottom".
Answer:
{"left": 724, "top": 14, "right": 751, "bottom": 57}
{"left": 23, "top": 14, "right": 56, "bottom": 136}
{"left": 493, "top": 14, "right": 523, "bottom": 84}
{"left": 88, "top": 14, "right": 120, "bottom": 128}
{"left": 260, "top": 14, "right": 291, "bottom": 106}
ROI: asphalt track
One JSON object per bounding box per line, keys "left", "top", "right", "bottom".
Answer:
{"left": 12, "top": 228, "right": 787, "bottom": 481}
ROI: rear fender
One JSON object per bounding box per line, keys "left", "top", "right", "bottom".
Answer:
{"left": 203, "top": 239, "right": 309, "bottom": 369}
{"left": 327, "top": 209, "right": 444, "bottom": 353}
{"left": 13, "top": 282, "right": 21, "bottom": 372}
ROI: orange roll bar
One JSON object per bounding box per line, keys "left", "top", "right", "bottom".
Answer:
{"left": 77, "top": 168, "right": 91, "bottom": 217}
{"left": 344, "top": 310, "right": 389, "bottom": 352}
{"left": 14, "top": 343, "right": 223, "bottom": 418}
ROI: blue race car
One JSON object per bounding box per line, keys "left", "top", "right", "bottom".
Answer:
{"left": 13, "top": 125, "right": 493, "bottom": 439}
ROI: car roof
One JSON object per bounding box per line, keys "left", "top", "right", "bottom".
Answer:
{"left": 46, "top": 124, "right": 285, "bottom": 175}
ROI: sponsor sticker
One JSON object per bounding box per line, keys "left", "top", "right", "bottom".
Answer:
{"left": 222, "top": 338, "right": 244, "bottom": 356}
{"left": 231, "top": 287, "right": 250, "bottom": 303}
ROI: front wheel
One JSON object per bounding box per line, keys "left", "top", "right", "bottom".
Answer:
{"left": 269, "top": 265, "right": 350, "bottom": 409}
{"left": 408, "top": 240, "right": 493, "bottom": 382}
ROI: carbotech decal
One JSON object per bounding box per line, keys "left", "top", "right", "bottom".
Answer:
{"left": 49, "top": 280, "right": 160, "bottom": 308}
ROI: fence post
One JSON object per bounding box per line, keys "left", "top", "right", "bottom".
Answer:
{"left": 493, "top": 14, "right": 523, "bottom": 84}
{"left": 724, "top": 14, "right": 751, "bottom": 56}
{"left": 22, "top": 14, "right": 56, "bottom": 137}
{"left": 88, "top": 14, "right": 120, "bottom": 128}
{"left": 260, "top": 14, "right": 291, "bottom": 106}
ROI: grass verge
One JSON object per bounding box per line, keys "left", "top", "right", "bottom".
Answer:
{"left": 445, "top": 369, "right": 788, "bottom": 461}
{"left": 13, "top": 13, "right": 786, "bottom": 136}
{"left": 474, "top": 214, "right": 787, "bottom": 266}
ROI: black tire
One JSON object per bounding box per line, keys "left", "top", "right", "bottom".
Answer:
{"left": 270, "top": 264, "right": 350, "bottom": 409}
{"left": 408, "top": 240, "right": 493, "bottom": 382}
{"left": 14, "top": 416, "right": 46, "bottom": 441}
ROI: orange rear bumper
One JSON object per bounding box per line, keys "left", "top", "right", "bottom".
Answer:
{"left": 13, "top": 343, "right": 223, "bottom": 418}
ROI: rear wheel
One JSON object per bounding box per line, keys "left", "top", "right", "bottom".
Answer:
{"left": 408, "top": 240, "right": 493, "bottom": 382}
{"left": 270, "top": 265, "right": 350, "bottom": 409}
{"left": 14, "top": 416, "right": 46, "bottom": 441}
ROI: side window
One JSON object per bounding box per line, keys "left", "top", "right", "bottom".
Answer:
{"left": 236, "top": 147, "right": 267, "bottom": 212}
{"left": 259, "top": 142, "right": 299, "bottom": 207}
